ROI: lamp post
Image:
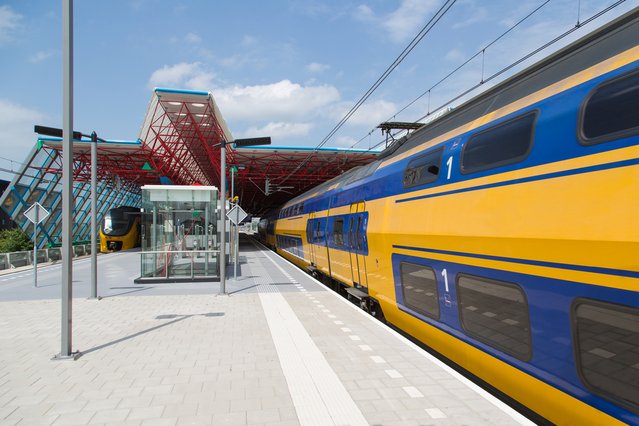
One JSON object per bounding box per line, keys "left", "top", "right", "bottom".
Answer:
{"left": 35, "top": 126, "right": 105, "bottom": 301}
{"left": 218, "top": 138, "right": 270, "bottom": 295}
{"left": 60, "top": 0, "right": 74, "bottom": 360}
{"left": 219, "top": 140, "right": 226, "bottom": 294}
{"left": 34, "top": 123, "right": 105, "bottom": 360}
{"left": 90, "top": 131, "right": 98, "bottom": 299}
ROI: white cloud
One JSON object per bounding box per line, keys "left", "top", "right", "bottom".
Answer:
{"left": 329, "top": 99, "right": 397, "bottom": 127}
{"left": 219, "top": 54, "right": 252, "bottom": 68}
{"left": 184, "top": 33, "right": 202, "bottom": 44}
{"left": 241, "top": 35, "right": 257, "bottom": 46}
{"left": 306, "top": 62, "right": 330, "bottom": 73}
{"left": 242, "top": 122, "right": 314, "bottom": 140}
{"left": 147, "top": 62, "right": 215, "bottom": 91}
{"left": 215, "top": 79, "right": 340, "bottom": 122}
{"left": 0, "top": 5, "right": 22, "bottom": 45}
{"left": 29, "top": 51, "right": 54, "bottom": 63}
{"left": 353, "top": 4, "right": 374, "bottom": 22}
{"left": 353, "top": 0, "right": 438, "bottom": 43}
{"left": 334, "top": 135, "right": 359, "bottom": 148}
{"left": 445, "top": 48, "right": 465, "bottom": 62}
{"left": 185, "top": 32, "right": 202, "bottom": 44}
{"left": 451, "top": 0, "right": 488, "bottom": 29}
{"left": 384, "top": 0, "right": 438, "bottom": 42}
{"left": 0, "top": 99, "right": 47, "bottom": 174}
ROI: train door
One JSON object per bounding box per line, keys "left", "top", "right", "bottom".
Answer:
{"left": 307, "top": 212, "right": 317, "bottom": 265}
{"left": 349, "top": 202, "right": 368, "bottom": 289}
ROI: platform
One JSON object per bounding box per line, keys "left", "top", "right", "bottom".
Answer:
{"left": 0, "top": 237, "right": 534, "bottom": 425}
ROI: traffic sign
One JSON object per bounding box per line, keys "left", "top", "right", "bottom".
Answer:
{"left": 24, "top": 202, "right": 49, "bottom": 225}
{"left": 226, "top": 204, "right": 247, "bottom": 225}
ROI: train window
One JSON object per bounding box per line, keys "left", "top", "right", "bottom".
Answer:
{"left": 400, "top": 262, "right": 440, "bottom": 320}
{"left": 457, "top": 274, "right": 531, "bottom": 361}
{"left": 461, "top": 111, "right": 536, "bottom": 174}
{"left": 403, "top": 148, "right": 443, "bottom": 188}
{"left": 332, "top": 218, "right": 344, "bottom": 246}
{"left": 580, "top": 69, "right": 639, "bottom": 145}
{"left": 573, "top": 299, "right": 639, "bottom": 411}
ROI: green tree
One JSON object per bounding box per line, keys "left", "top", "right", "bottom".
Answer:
{"left": 0, "top": 228, "right": 33, "bottom": 253}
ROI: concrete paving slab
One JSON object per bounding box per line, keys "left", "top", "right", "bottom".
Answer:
{"left": 0, "top": 237, "right": 536, "bottom": 426}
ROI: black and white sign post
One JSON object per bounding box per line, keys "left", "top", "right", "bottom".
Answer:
{"left": 226, "top": 204, "right": 247, "bottom": 280}
{"left": 24, "top": 202, "right": 50, "bottom": 288}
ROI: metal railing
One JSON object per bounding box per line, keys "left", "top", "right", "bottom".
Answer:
{"left": 0, "top": 244, "right": 94, "bottom": 271}
{"left": 139, "top": 250, "right": 220, "bottom": 280}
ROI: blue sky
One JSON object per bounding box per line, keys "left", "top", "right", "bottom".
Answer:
{"left": 0, "top": 0, "right": 635, "bottom": 180}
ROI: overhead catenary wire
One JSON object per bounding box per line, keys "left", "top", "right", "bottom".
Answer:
{"left": 414, "top": 0, "right": 628, "bottom": 124}
{"left": 359, "top": 0, "right": 628, "bottom": 152}
{"left": 350, "top": 0, "right": 552, "bottom": 150}
{"left": 278, "top": 0, "right": 458, "bottom": 185}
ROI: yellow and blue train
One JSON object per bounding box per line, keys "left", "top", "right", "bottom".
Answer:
{"left": 259, "top": 10, "right": 639, "bottom": 425}
{"left": 99, "top": 206, "right": 141, "bottom": 252}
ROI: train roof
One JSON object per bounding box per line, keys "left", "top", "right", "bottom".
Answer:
{"left": 379, "top": 7, "right": 639, "bottom": 165}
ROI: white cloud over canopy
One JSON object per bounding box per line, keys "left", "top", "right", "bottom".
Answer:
{"left": 215, "top": 79, "right": 340, "bottom": 122}
{"left": 241, "top": 122, "right": 314, "bottom": 140}
{"left": 147, "top": 63, "right": 401, "bottom": 141}
{"left": 329, "top": 99, "right": 397, "bottom": 127}
{"left": 148, "top": 62, "right": 215, "bottom": 91}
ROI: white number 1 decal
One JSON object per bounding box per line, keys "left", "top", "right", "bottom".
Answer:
{"left": 446, "top": 156, "right": 453, "bottom": 180}
{"left": 441, "top": 268, "right": 449, "bottom": 292}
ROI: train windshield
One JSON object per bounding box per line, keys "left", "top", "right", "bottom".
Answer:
{"left": 102, "top": 207, "right": 139, "bottom": 236}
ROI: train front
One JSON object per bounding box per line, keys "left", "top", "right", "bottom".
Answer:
{"left": 99, "top": 207, "right": 141, "bottom": 252}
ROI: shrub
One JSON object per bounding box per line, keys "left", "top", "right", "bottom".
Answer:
{"left": 0, "top": 228, "right": 33, "bottom": 253}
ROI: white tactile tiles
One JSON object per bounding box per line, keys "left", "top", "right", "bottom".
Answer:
{"left": 425, "top": 407, "right": 447, "bottom": 419}
{"left": 250, "top": 248, "right": 368, "bottom": 426}
{"left": 256, "top": 245, "right": 537, "bottom": 426}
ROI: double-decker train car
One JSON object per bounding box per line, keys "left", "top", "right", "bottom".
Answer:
{"left": 99, "top": 206, "right": 141, "bottom": 252}
{"left": 260, "top": 10, "right": 639, "bottom": 425}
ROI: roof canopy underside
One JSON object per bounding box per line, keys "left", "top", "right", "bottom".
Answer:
{"left": 39, "top": 88, "right": 380, "bottom": 214}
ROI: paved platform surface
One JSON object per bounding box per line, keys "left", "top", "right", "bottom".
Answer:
{"left": 0, "top": 238, "right": 534, "bottom": 425}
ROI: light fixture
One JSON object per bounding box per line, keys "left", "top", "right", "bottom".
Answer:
{"left": 191, "top": 103, "right": 206, "bottom": 108}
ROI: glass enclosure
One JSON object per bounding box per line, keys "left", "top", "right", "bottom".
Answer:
{"left": 139, "top": 185, "right": 219, "bottom": 280}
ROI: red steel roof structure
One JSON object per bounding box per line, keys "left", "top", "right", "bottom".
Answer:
{"left": 35, "top": 88, "right": 381, "bottom": 214}
{"left": 0, "top": 87, "right": 380, "bottom": 245}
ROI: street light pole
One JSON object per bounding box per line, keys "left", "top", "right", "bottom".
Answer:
{"left": 59, "top": 0, "right": 74, "bottom": 359}
{"left": 230, "top": 167, "right": 236, "bottom": 280}
{"left": 218, "top": 138, "right": 271, "bottom": 294}
{"left": 90, "top": 131, "right": 97, "bottom": 299}
{"left": 219, "top": 140, "right": 226, "bottom": 295}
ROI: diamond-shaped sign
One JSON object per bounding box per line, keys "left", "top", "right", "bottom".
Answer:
{"left": 24, "top": 202, "right": 50, "bottom": 225}
{"left": 226, "top": 204, "right": 247, "bottom": 225}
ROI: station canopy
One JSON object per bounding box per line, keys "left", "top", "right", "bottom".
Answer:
{"left": 32, "top": 88, "right": 381, "bottom": 215}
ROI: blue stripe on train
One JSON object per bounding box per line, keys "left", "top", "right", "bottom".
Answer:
{"left": 390, "top": 252, "right": 638, "bottom": 423}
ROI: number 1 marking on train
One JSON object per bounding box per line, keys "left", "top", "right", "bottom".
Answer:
{"left": 441, "top": 268, "right": 449, "bottom": 292}
{"left": 446, "top": 156, "right": 453, "bottom": 180}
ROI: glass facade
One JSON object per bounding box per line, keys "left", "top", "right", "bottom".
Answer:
{"left": 139, "top": 185, "right": 219, "bottom": 280}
